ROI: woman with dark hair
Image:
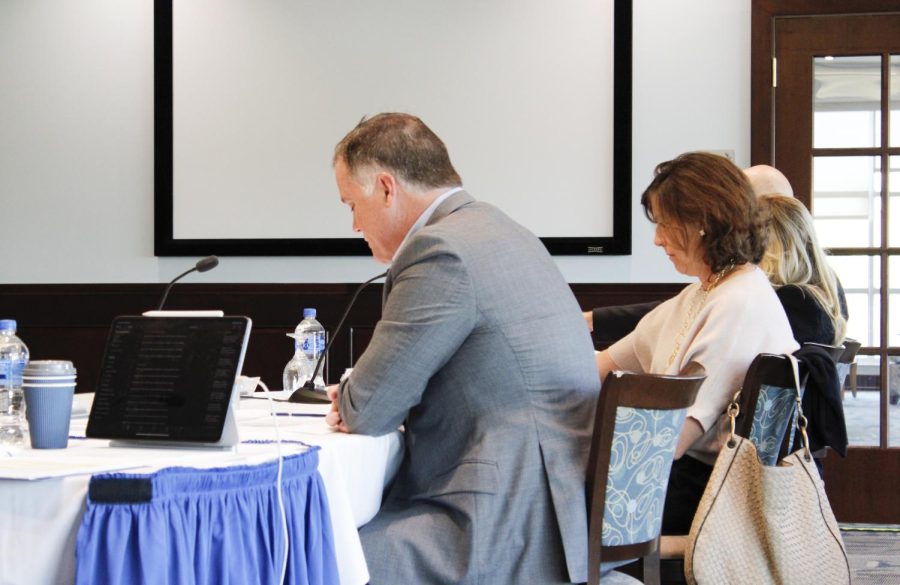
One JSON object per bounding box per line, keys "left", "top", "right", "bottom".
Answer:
{"left": 595, "top": 152, "right": 799, "bottom": 533}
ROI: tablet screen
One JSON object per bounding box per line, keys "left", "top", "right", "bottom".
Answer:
{"left": 87, "top": 316, "right": 251, "bottom": 443}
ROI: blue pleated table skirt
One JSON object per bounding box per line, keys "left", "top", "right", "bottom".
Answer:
{"left": 75, "top": 448, "right": 339, "bottom": 585}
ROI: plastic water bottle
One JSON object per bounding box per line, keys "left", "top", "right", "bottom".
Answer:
{"left": 0, "top": 319, "right": 30, "bottom": 446}
{"left": 282, "top": 308, "right": 326, "bottom": 391}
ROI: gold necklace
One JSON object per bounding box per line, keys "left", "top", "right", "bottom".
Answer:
{"left": 666, "top": 263, "right": 737, "bottom": 369}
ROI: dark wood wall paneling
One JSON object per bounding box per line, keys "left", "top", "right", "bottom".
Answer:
{"left": 0, "top": 282, "right": 686, "bottom": 395}
{"left": 823, "top": 448, "right": 900, "bottom": 523}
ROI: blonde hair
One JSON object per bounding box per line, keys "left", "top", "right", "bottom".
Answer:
{"left": 758, "top": 195, "right": 847, "bottom": 344}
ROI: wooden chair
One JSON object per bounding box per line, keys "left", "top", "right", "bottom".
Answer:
{"left": 658, "top": 354, "right": 803, "bottom": 583}
{"left": 836, "top": 338, "right": 862, "bottom": 399}
{"left": 733, "top": 352, "right": 812, "bottom": 465}
{"left": 586, "top": 371, "right": 705, "bottom": 585}
{"left": 804, "top": 341, "right": 845, "bottom": 361}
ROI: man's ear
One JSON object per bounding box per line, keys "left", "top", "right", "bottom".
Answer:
{"left": 375, "top": 172, "right": 397, "bottom": 207}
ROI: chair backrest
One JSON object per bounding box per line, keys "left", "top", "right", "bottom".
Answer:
{"left": 803, "top": 341, "right": 845, "bottom": 361}
{"left": 734, "top": 353, "right": 803, "bottom": 466}
{"left": 586, "top": 371, "right": 705, "bottom": 585}
{"left": 838, "top": 338, "right": 862, "bottom": 364}
{"left": 835, "top": 338, "right": 862, "bottom": 387}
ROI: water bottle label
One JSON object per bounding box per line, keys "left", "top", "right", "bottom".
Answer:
{"left": 0, "top": 360, "right": 20, "bottom": 385}
{"left": 301, "top": 333, "right": 325, "bottom": 358}
{"left": 11, "top": 359, "right": 24, "bottom": 386}
{"left": 14, "top": 359, "right": 24, "bottom": 384}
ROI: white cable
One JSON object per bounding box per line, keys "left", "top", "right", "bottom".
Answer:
{"left": 258, "top": 380, "right": 289, "bottom": 585}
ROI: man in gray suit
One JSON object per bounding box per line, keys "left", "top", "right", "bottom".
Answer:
{"left": 325, "top": 113, "right": 600, "bottom": 584}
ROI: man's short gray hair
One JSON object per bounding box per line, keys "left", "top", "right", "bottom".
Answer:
{"left": 334, "top": 113, "right": 462, "bottom": 190}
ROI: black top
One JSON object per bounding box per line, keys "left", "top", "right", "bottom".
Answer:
{"left": 591, "top": 301, "right": 660, "bottom": 345}
{"left": 776, "top": 285, "right": 835, "bottom": 345}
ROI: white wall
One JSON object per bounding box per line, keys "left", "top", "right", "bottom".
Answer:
{"left": 0, "top": 0, "right": 750, "bottom": 284}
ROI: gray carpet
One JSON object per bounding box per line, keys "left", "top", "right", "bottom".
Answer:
{"left": 842, "top": 525, "right": 900, "bottom": 585}
{"left": 619, "top": 525, "right": 899, "bottom": 584}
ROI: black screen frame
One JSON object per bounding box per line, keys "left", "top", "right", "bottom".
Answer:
{"left": 153, "top": 0, "right": 632, "bottom": 257}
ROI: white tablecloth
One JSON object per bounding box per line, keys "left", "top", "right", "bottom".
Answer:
{"left": 0, "top": 392, "right": 403, "bottom": 585}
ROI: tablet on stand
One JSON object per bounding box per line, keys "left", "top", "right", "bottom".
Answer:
{"left": 86, "top": 315, "right": 252, "bottom": 450}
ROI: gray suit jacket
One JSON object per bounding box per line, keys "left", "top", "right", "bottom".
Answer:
{"left": 338, "top": 191, "right": 600, "bottom": 584}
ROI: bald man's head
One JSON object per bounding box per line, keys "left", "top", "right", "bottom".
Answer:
{"left": 744, "top": 164, "right": 794, "bottom": 197}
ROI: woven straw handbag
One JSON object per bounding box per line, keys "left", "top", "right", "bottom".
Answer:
{"left": 684, "top": 355, "right": 851, "bottom": 585}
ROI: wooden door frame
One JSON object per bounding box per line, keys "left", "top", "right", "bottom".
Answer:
{"left": 772, "top": 14, "right": 898, "bottom": 208}
{"left": 751, "top": 0, "right": 900, "bottom": 166}
{"left": 751, "top": 0, "right": 900, "bottom": 523}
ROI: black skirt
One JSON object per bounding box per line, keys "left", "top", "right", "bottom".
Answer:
{"left": 661, "top": 454, "right": 714, "bottom": 535}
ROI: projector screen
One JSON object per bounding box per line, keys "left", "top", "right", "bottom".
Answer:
{"left": 154, "top": 0, "right": 632, "bottom": 256}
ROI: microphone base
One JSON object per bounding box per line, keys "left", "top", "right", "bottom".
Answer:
{"left": 288, "top": 386, "right": 331, "bottom": 404}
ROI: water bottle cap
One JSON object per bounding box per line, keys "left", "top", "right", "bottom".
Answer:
{"left": 303, "top": 308, "right": 316, "bottom": 319}
{"left": 0, "top": 319, "right": 16, "bottom": 332}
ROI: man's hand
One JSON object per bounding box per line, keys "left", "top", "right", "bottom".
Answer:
{"left": 325, "top": 384, "right": 351, "bottom": 433}
{"left": 583, "top": 310, "right": 594, "bottom": 332}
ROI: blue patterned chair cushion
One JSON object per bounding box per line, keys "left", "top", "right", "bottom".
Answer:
{"left": 749, "top": 383, "right": 796, "bottom": 466}
{"left": 601, "top": 406, "right": 686, "bottom": 546}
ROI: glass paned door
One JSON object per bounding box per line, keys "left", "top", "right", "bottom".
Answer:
{"left": 810, "top": 52, "right": 899, "bottom": 447}
{"left": 890, "top": 56, "right": 900, "bottom": 146}
{"left": 812, "top": 155, "right": 881, "bottom": 248}
{"left": 814, "top": 56, "right": 881, "bottom": 148}
{"left": 760, "top": 1, "right": 900, "bottom": 524}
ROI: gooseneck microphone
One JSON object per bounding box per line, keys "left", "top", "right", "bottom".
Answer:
{"left": 156, "top": 256, "right": 220, "bottom": 311}
{"left": 288, "top": 270, "right": 388, "bottom": 404}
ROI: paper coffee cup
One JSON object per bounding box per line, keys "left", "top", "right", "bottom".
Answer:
{"left": 23, "top": 360, "right": 77, "bottom": 449}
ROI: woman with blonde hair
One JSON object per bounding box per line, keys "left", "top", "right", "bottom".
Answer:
{"left": 758, "top": 194, "right": 848, "bottom": 346}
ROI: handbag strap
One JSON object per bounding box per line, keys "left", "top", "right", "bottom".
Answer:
{"left": 726, "top": 354, "right": 812, "bottom": 462}
{"left": 725, "top": 391, "right": 741, "bottom": 449}
{"left": 786, "top": 353, "right": 813, "bottom": 463}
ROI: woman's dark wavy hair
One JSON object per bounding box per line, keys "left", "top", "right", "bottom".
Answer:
{"left": 640, "top": 152, "right": 769, "bottom": 273}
